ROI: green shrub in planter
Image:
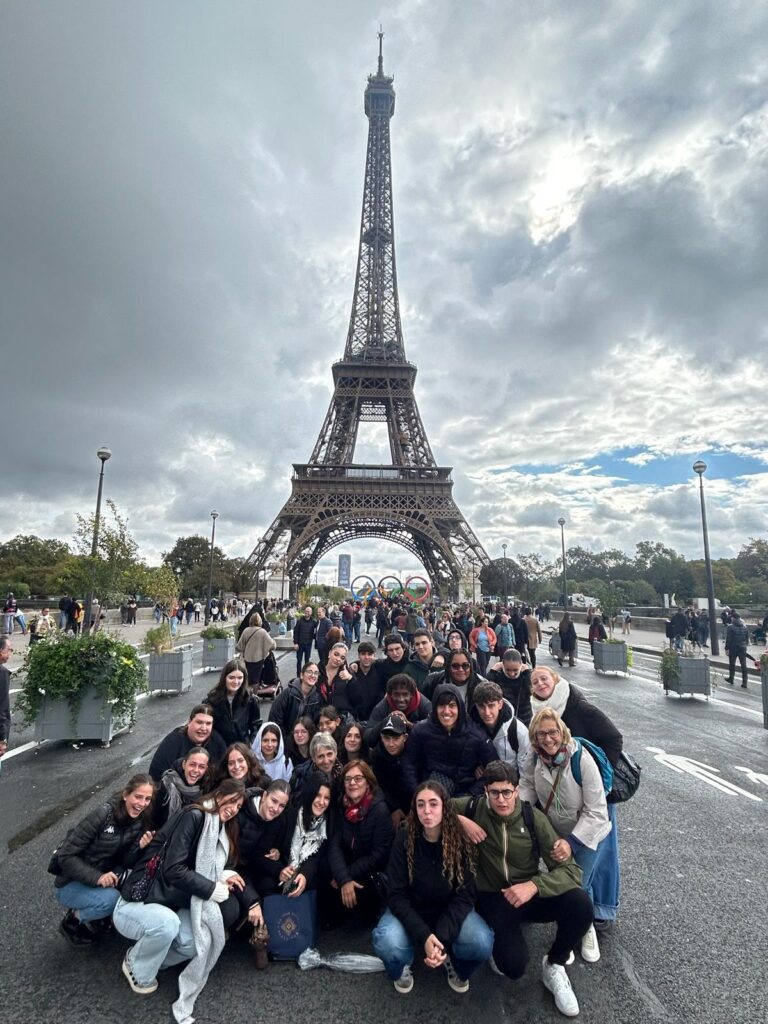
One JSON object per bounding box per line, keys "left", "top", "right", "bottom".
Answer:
{"left": 199, "top": 626, "right": 233, "bottom": 640}
{"left": 17, "top": 631, "right": 147, "bottom": 730}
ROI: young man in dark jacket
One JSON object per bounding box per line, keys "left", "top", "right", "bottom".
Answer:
{"left": 403, "top": 629, "right": 435, "bottom": 690}
{"left": 292, "top": 606, "right": 317, "bottom": 676}
{"left": 725, "top": 611, "right": 750, "bottom": 688}
{"left": 345, "top": 641, "right": 385, "bottom": 720}
{"left": 369, "top": 714, "right": 411, "bottom": 826}
{"left": 364, "top": 674, "right": 432, "bottom": 747}
{"left": 401, "top": 684, "right": 495, "bottom": 798}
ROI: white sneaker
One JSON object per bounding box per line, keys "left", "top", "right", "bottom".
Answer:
{"left": 393, "top": 964, "right": 414, "bottom": 994}
{"left": 122, "top": 955, "right": 158, "bottom": 996}
{"left": 444, "top": 956, "right": 469, "bottom": 993}
{"left": 542, "top": 956, "right": 579, "bottom": 1017}
{"left": 581, "top": 924, "right": 600, "bottom": 963}
{"left": 566, "top": 950, "right": 575, "bottom": 965}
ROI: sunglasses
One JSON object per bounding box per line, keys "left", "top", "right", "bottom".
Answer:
{"left": 451, "top": 662, "right": 471, "bottom": 671}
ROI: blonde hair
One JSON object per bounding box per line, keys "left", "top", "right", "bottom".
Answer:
{"left": 529, "top": 708, "right": 571, "bottom": 749}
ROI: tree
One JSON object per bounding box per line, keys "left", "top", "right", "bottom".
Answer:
{"left": 0, "top": 534, "right": 72, "bottom": 596}
{"left": 516, "top": 552, "right": 555, "bottom": 603}
{"left": 55, "top": 501, "right": 144, "bottom": 605}
{"left": 162, "top": 536, "right": 230, "bottom": 597}
{"left": 734, "top": 539, "right": 768, "bottom": 583}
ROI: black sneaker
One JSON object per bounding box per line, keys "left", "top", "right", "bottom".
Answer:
{"left": 59, "top": 911, "right": 95, "bottom": 947}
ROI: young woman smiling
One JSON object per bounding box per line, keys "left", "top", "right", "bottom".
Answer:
{"left": 55, "top": 774, "right": 156, "bottom": 946}
{"left": 206, "top": 659, "right": 262, "bottom": 748}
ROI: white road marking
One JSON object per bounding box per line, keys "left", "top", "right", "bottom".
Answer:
{"left": 646, "top": 747, "right": 763, "bottom": 801}
{"left": 733, "top": 766, "right": 768, "bottom": 788}
{"left": 0, "top": 740, "right": 46, "bottom": 761}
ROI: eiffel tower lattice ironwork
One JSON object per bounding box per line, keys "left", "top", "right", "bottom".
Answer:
{"left": 241, "top": 36, "right": 490, "bottom": 598}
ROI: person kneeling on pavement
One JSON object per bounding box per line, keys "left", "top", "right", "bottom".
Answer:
{"left": 455, "top": 761, "right": 593, "bottom": 1018}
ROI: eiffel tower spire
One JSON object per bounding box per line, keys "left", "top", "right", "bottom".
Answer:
{"left": 242, "top": 41, "right": 489, "bottom": 597}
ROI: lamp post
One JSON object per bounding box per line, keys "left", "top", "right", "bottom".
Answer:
{"left": 501, "top": 543, "right": 508, "bottom": 607}
{"left": 82, "top": 446, "right": 111, "bottom": 636}
{"left": 204, "top": 510, "right": 219, "bottom": 626}
{"left": 692, "top": 462, "right": 720, "bottom": 656}
{"left": 558, "top": 517, "right": 568, "bottom": 609}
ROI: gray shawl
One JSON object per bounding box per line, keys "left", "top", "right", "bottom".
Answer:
{"left": 172, "top": 813, "right": 229, "bottom": 1024}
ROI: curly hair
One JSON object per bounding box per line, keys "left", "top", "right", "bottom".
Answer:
{"left": 405, "top": 781, "right": 476, "bottom": 888}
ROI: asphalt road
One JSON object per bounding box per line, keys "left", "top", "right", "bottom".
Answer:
{"left": 1, "top": 640, "right": 766, "bottom": 1024}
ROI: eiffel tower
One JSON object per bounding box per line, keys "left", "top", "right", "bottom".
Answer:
{"left": 241, "top": 36, "right": 490, "bottom": 599}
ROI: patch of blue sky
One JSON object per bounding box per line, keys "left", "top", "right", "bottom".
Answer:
{"left": 490, "top": 447, "right": 768, "bottom": 486}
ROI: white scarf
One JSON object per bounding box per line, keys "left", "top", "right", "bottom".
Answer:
{"left": 289, "top": 812, "right": 327, "bottom": 870}
{"left": 531, "top": 677, "right": 570, "bottom": 718}
{"left": 172, "top": 814, "right": 229, "bottom": 1024}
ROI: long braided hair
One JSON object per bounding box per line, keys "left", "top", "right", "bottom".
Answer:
{"left": 405, "top": 780, "right": 476, "bottom": 888}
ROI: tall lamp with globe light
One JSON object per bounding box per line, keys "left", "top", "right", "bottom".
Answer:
{"left": 82, "top": 446, "right": 111, "bottom": 636}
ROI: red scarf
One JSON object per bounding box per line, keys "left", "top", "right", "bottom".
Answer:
{"left": 386, "top": 691, "right": 420, "bottom": 716}
{"left": 343, "top": 788, "right": 373, "bottom": 823}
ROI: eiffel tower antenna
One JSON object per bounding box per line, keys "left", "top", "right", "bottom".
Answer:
{"left": 241, "top": 40, "right": 490, "bottom": 599}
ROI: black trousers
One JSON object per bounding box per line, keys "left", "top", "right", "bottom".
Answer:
{"left": 727, "top": 648, "right": 748, "bottom": 686}
{"left": 476, "top": 888, "right": 593, "bottom": 979}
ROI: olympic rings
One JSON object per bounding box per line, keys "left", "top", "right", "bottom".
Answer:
{"left": 403, "top": 576, "right": 431, "bottom": 604}
{"left": 350, "top": 575, "right": 378, "bottom": 602}
{"left": 377, "top": 576, "right": 403, "bottom": 599}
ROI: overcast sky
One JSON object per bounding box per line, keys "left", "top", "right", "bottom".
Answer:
{"left": 2, "top": 0, "right": 767, "bottom": 586}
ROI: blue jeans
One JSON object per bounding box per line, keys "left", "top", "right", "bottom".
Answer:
{"left": 343, "top": 623, "right": 353, "bottom": 644}
{"left": 571, "top": 841, "right": 599, "bottom": 898}
{"left": 54, "top": 880, "right": 120, "bottom": 922}
{"left": 372, "top": 908, "right": 494, "bottom": 981}
{"left": 296, "top": 642, "right": 313, "bottom": 675}
{"left": 113, "top": 897, "right": 196, "bottom": 986}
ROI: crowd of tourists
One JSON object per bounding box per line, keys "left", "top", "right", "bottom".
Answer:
{"left": 50, "top": 598, "right": 629, "bottom": 1020}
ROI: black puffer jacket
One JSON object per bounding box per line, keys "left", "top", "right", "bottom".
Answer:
{"left": 55, "top": 797, "right": 146, "bottom": 888}
{"left": 558, "top": 683, "right": 623, "bottom": 766}
{"left": 488, "top": 665, "right": 533, "bottom": 725}
{"left": 208, "top": 693, "right": 262, "bottom": 747}
{"left": 269, "top": 680, "right": 323, "bottom": 733}
{"left": 401, "top": 684, "right": 496, "bottom": 797}
{"left": 238, "top": 794, "right": 291, "bottom": 889}
{"left": 327, "top": 790, "right": 394, "bottom": 886}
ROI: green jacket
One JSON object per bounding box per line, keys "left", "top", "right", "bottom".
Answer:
{"left": 454, "top": 794, "right": 582, "bottom": 898}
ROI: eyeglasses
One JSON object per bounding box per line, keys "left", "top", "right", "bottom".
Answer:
{"left": 345, "top": 774, "right": 365, "bottom": 784}
{"left": 487, "top": 788, "right": 516, "bottom": 800}
{"left": 452, "top": 663, "right": 471, "bottom": 671}
{"left": 537, "top": 729, "right": 561, "bottom": 739}
{"left": 303, "top": 670, "right": 319, "bottom": 676}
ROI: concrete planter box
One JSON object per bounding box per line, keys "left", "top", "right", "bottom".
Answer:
{"left": 761, "top": 666, "right": 768, "bottom": 730}
{"left": 594, "top": 641, "right": 628, "bottom": 674}
{"left": 148, "top": 646, "right": 193, "bottom": 693}
{"left": 202, "top": 637, "right": 236, "bottom": 672}
{"left": 34, "top": 685, "right": 135, "bottom": 745}
{"left": 664, "top": 656, "right": 711, "bottom": 697}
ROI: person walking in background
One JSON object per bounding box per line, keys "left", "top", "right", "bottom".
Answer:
{"left": 523, "top": 608, "right": 542, "bottom": 668}
{"left": 725, "top": 611, "right": 750, "bottom": 689}
{"left": 0, "top": 638, "right": 12, "bottom": 775}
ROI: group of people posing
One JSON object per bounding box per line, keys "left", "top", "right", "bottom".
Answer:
{"left": 51, "top": 615, "right": 625, "bottom": 1020}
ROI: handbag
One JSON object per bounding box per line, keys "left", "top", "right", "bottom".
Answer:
{"left": 607, "top": 750, "right": 642, "bottom": 803}
{"left": 262, "top": 891, "right": 317, "bottom": 960}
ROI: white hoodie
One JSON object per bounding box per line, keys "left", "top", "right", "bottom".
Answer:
{"left": 252, "top": 721, "right": 293, "bottom": 782}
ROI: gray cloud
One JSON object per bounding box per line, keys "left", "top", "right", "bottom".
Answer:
{"left": 2, "top": 0, "right": 767, "bottom": 580}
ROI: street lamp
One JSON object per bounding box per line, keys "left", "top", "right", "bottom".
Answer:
{"left": 204, "top": 510, "right": 219, "bottom": 626}
{"left": 82, "top": 446, "right": 111, "bottom": 636}
{"left": 692, "top": 462, "right": 720, "bottom": 656}
{"left": 558, "top": 517, "right": 568, "bottom": 609}
{"left": 501, "top": 543, "right": 508, "bottom": 606}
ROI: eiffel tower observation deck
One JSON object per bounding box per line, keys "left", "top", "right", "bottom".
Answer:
{"left": 241, "top": 35, "right": 490, "bottom": 599}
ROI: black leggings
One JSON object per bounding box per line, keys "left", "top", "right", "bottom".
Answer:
{"left": 476, "top": 888, "right": 593, "bottom": 978}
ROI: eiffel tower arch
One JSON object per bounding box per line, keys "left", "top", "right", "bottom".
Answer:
{"left": 242, "top": 36, "right": 490, "bottom": 599}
